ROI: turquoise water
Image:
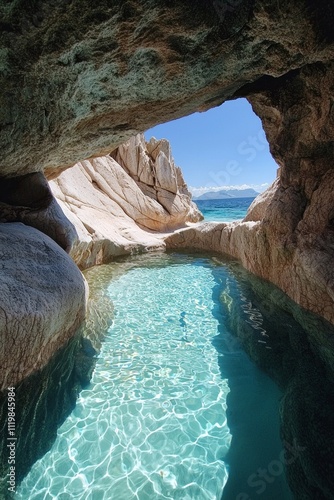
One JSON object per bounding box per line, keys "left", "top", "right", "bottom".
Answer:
{"left": 17, "top": 253, "right": 291, "bottom": 500}
{"left": 195, "top": 198, "right": 255, "bottom": 222}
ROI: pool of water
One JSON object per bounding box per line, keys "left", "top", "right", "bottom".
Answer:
{"left": 17, "top": 253, "right": 293, "bottom": 500}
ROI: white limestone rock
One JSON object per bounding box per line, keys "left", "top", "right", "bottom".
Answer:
{"left": 50, "top": 133, "right": 202, "bottom": 268}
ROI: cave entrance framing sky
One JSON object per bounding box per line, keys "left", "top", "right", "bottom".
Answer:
{"left": 144, "top": 98, "right": 278, "bottom": 196}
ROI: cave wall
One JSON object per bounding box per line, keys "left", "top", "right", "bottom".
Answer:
{"left": 1, "top": 0, "right": 334, "bottom": 176}
{"left": 246, "top": 62, "right": 334, "bottom": 320}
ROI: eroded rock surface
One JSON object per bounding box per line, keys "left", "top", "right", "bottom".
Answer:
{"left": 49, "top": 133, "right": 202, "bottom": 268}
{"left": 0, "top": 223, "right": 87, "bottom": 389}
{"left": 0, "top": 172, "right": 77, "bottom": 252}
{"left": 1, "top": 1, "right": 334, "bottom": 176}
{"left": 166, "top": 59, "right": 334, "bottom": 325}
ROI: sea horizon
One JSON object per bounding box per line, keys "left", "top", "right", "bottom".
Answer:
{"left": 194, "top": 196, "right": 256, "bottom": 222}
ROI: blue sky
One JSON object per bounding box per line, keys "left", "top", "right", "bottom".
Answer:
{"left": 144, "top": 98, "right": 278, "bottom": 196}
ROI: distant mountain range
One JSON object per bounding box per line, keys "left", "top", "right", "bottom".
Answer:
{"left": 193, "top": 188, "right": 259, "bottom": 200}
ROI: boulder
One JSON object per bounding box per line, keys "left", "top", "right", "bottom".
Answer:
{"left": 0, "top": 223, "right": 87, "bottom": 389}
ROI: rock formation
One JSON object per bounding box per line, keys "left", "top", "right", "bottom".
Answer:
{"left": 0, "top": 3, "right": 333, "bottom": 497}
{"left": 166, "top": 62, "right": 334, "bottom": 325}
{"left": 49, "top": 133, "right": 202, "bottom": 268}
{"left": 0, "top": 223, "right": 87, "bottom": 390}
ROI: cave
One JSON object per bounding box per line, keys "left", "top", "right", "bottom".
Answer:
{"left": 0, "top": 0, "right": 334, "bottom": 498}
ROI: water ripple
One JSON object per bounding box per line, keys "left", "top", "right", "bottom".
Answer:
{"left": 17, "top": 259, "right": 231, "bottom": 499}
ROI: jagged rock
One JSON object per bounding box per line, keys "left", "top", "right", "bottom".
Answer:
{"left": 0, "top": 223, "right": 87, "bottom": 389}
{"left": 111, "top": 134, "right": 201, "bottom": 225}
{"left": 49, "top": 133, "right": 202, "bottom": 268}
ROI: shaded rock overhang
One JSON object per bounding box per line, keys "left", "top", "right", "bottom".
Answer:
{"left": 0, "top": 0, "right": 333, "bottom": 177}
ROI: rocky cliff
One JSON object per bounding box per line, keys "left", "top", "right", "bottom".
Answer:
{"left": 49, "top": 133, "right": 202, "bottom": 269}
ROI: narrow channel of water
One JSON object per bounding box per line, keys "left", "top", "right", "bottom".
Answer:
{"left": 16, "top": 253, "right": 296, "bottom": 499}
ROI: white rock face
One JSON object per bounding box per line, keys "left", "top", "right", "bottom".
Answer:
{"left": 0, "top": 223, "right": 87, "bottom": 389}
{"left": 50, "top": 134, "right": 202, "bottom": 268}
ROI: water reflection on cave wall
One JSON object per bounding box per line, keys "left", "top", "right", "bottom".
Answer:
{"left": 214, "top": 257, "right": 334, "bottom": 500}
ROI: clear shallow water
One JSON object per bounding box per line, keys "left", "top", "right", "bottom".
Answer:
{"left": 195, "top": 198, "right": 255, "bottom": 222}
{"left": 17, "top": 253, "right": 291, "bottom": 500}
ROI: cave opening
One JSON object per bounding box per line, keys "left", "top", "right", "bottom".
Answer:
{"left": 144, "top": 97, "right": 278, "bottom": 212}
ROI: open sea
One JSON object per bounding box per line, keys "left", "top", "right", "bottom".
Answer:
{"left": 194, "top": 197, "right": 256, "bottom": 222}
